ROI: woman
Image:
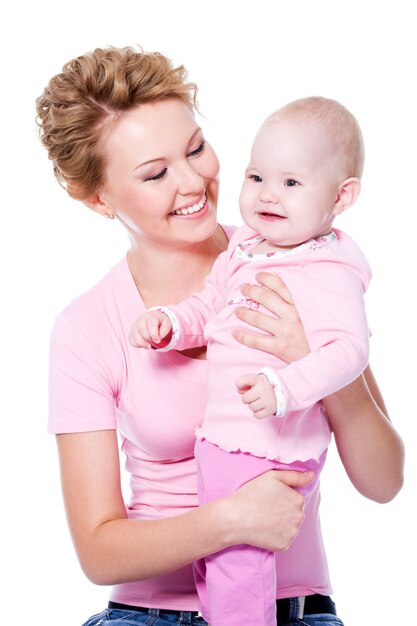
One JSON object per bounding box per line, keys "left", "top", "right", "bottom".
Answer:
{"left": 37, "top": 46, "right": 404, "bottom": 626}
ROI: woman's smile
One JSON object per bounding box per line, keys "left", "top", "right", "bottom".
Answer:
{"left": 172, "top": 193, "right": 207, "bottom": 216}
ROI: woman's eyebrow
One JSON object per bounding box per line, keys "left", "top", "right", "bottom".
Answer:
{"left": 134, "top": 128, "right": 203, "bottom": 171}
{"left": 134, "top": 156, "right": 165, "bottom": 171}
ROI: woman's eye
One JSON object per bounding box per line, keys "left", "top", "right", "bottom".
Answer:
{"left": 285, "top": 178, "right": 299, "bottom": 187}
{"left": 188, "top": 141, "right": 206, "bottom": 157}
{"left": 145, "top": 168, "right": 167, "bottom": 182}
{"left": 250, "top": 174, "right": 263, "bottom": 183}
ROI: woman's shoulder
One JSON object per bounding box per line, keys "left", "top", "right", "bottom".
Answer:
{"left": 221, "top": 223, "right": 238, "bottom": 240}
{"left": 225, "top": 223, "right": 259, "bottom": 251}
{"left": 58, "top": 257, "right": 134, "bottom": 322}
{"left": 52, "top": 256, "right": 140, "bottom": 350}
{"left": 48, "top": 260, "right": 131, "bottom": 434}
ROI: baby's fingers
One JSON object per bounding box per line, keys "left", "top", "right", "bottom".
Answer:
{"left": 236, "top": 373, "right": 259, "bottom": 394}
{"left": 147, "top": 316, "right": 165, "bottom": 344}
{"left": 253, "top": 406, "right": 274, "bottom": 420}
{"left": 160, "top": 316, "right": 173, "bottom": 341}
{"left": 128, "top": 327, "right": 152, "bottom": 349}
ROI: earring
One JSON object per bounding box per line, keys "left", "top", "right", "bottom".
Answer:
{"left": 105, "top": 213, "right": 115, "bottom": 220}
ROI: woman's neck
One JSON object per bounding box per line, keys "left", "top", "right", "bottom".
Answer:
{"left": 127, "top": 225, "right": 228, "bottom": 308}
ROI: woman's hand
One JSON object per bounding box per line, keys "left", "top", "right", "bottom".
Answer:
{"left": 224, "top": 469, "right": 314, "bottom": 552}
{"left": 232, "top": 272, "right": 310, "bottom": 363}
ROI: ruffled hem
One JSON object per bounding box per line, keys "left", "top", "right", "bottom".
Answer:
{"left": 195, "top": 430, "right": 326, "bottom": 464}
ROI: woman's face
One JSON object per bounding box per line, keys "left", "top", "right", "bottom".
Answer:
{"left": 96, "top": 98, "right": 220, "bottom": 247}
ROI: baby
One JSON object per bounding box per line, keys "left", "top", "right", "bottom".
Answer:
{"left": 129, "top": 97, "right": 371, "bottom": 626}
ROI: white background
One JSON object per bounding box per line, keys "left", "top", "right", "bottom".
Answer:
{"left": 1, "top": 1, "right": 416, "bottom": 624}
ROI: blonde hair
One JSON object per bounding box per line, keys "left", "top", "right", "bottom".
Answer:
{"left": 36, "top": 46, "right": 198, "bottom": 201}
{"left": 268, "top": 96, "right": 365, "bottom": 179}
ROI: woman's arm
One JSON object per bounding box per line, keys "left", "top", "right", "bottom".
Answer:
{"left": 234, "top": 272, "right": 404, "bottom": 503}
{"left": 322, "top": 366, "right": 404, "bottom": 503}
{"left": 57, "top": 430, "right": 311, "bottom": 585}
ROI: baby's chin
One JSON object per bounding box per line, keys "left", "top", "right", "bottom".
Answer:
{"left": 257, "top": 227, "right": 304, "bottom": 250}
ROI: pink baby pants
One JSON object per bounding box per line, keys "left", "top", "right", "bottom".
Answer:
{"left": 194, "top": 439, "right": 324, "bottom": 626}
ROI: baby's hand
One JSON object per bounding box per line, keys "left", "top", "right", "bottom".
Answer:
{"left": 236, "top": 373, "right": 277, "bottom": 419}
{"left": 129, "top": 310, "right": 173, "bottom": 349}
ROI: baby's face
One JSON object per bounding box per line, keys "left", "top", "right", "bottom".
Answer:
{"left": 239, "top": 117, "right": 344, "bottom": 247}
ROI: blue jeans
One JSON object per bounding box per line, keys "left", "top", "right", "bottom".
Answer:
{"left": 82, "top": 607, "right": 206, "bottom": 625}
{"left": 279, "top": 596, "right": 344, "bottom": 626}
{"left": 283, "top": 616, "right": 344, "bottom": 626}
{"left": 82, "top": 607, "right": 345, "bottom": 625}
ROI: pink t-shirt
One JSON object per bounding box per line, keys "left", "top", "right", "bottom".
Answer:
{"left": 48, "top": 252, "right": 332, "bottom": 609}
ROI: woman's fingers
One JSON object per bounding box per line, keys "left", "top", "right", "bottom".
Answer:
{"left": 232, "top": 328, "right": 281, "bottom": 355}
{"left": 231, "top": 470, "right": 308, "bottom": 552}
{"left": 233, "top": 271, "right": 311, "bottom": 362}
{"left": 241, "top": 272, "right": 296, "bottom": 319}
{"left": 274, "top": 469, "right": 315, "bottom": 489}
{"left": 234, "top": 306, "right": 280, "bottom": 335}
{"left": 242, "top": 283, "right": 288, "bottom": 319}
{"left": 254, "top": 272, "right": 295, "bottom": 304}
{"left": 234, "top": 324, "right": 310, "bottom": 362}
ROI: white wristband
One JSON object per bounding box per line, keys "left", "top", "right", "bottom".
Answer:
{"left": 147, "top": 306, "right": 181, "bottom": 352}
{"left": 257, "top": 366, "right": 286, "bottom": 417}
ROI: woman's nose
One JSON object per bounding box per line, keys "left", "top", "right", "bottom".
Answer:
{"left": 176, "top": 161, "right": 204, "bottom": 196}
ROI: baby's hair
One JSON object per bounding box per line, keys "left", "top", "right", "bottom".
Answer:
{"left": 36, "top": 45, "right": 198, "bottom": 201}
{"left": 268, "top": 96, "right": 365, "bottom": 179}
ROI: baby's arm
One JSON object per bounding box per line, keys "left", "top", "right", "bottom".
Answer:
{"left": 243, "top": 260, "right": 370, "bottom": 417}
{"left": 130, "top": 249, "right": 230, "bottom": 352}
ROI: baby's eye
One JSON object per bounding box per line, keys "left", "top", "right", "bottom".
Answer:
{"left": 188, "top": 141, "right": 206, "bottom": 157}
{"left": 284, "top": 178, "right": 299, "bottom": 187}
{"left": 145, "top": 168, "right": 168, "bottom": 182}
{"left": 249, "top": 174, "right": 263, "bottom": 183}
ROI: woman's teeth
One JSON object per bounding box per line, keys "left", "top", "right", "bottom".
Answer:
{"left": 174, "top": 194, "right": 206, "bottom": 215}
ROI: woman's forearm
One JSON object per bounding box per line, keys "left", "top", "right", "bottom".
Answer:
{"left": 57, "top": 431, "right": 308, "bottom": 586}
{"left": 81, "top": 482, "right": 308, "bottom": 586}
{"left": 84, "top": 500, "right": 233, "bottom": 585}
{"left": 58, "top": 431, "right": 235, "bottom": 585}
{"left": 85, "top": 469, "right": 308, "bottom": 586}
{"left": 323, "top": 365, "right": 404, "bottom": 503}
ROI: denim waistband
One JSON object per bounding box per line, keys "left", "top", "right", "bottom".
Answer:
{"left": 277, "top": 594, "right": 336, "bottom": 621}
{"left": 109, "top": 601, "right": 199, "bottom": 617}
{"left": 109, "top": 594, "right": 336, "bottom": 621}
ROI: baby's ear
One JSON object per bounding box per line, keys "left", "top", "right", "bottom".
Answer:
{"left": 332, "top": 178, "right": 361, "bottom": 216}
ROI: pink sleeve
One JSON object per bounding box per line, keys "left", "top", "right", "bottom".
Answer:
{"left": 265, "top": 260, "right": 370, "bottom": 416}
{"left": 48, "top": 313, "right": 117, "bottom": 433}
{"left": 157, "top": 225, "right": 255, "bottom": 351}
{"left": 157, "top": 249, "right": 230, "bottom": 351}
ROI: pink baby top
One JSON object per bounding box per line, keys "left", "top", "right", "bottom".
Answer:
{"left": 159, "top": 226, "right": 371, "bottom": 463}
{"left": 48, "top": 246, "right": 333, "bottom": 608}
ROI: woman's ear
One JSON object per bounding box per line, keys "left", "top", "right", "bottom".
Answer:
{"left": 332, "top": 178, "right": 361, "bottom": 216}
{"left": 83, "top": 190, "right": 115, "bottom": 219}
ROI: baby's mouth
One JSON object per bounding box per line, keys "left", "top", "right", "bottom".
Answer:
{"left": 257, "top": 211, "right": 287, "bottom": 220}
